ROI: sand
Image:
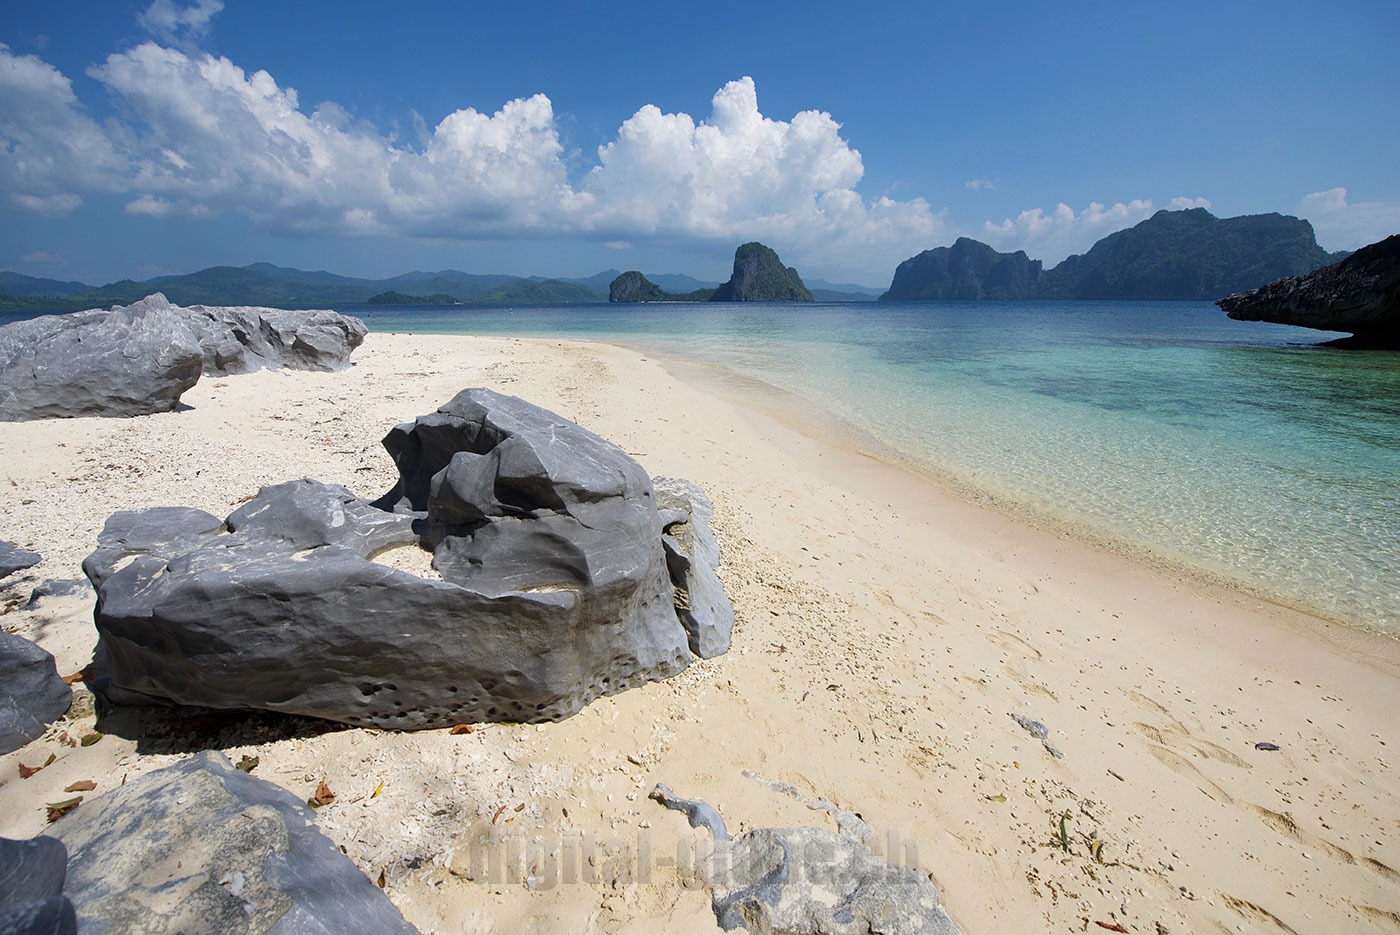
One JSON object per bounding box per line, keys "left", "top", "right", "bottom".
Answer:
{"left": 2, "top": 331, "right": 1398, "bottom": 934}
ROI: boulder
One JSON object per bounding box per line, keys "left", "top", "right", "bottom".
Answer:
{"left": 1, "top": 540, "right": 42, "bottom": 580}
{"left": 0, "top": 294, "right": 204, "bottom": 421}
{"left": 0, "top": 294, "right": 368, "bottom": 421}
{"left": 45, "top": 750, "right": 418, "bottom": 935}
{"left": 0, "top": 631, "right": 72, "bottom": 754}
{"left": 650, "top": 783, "right": 962, "bottom": 935}
{"left": 185, "top": 304, "right": 367, "bottom": 374}
{"left": 654, "top": 477, "right": 733, "bottom": 658}
{"left": 85, "top": 389, "right": 714, "bottom": 728}
{"left": 0, "top": 836, "right": 76, "bottom": 935}
{"left": 1217, "top": 233, "right": 1400, "bottom": 346}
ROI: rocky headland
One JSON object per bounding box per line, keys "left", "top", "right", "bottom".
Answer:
{"left": 610, "top": 243, "right": 814, "bottom": 303}
{"left": 880, "top": 208, "right": 1349, "bottom": 302}
{"left": 1216, "top": 233, "right": 1400, "bottom": 347}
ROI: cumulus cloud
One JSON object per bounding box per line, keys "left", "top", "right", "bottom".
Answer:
{"left": 0, "top": 44, "right": 127, "bottom": 214}
{"left": 575, "top": 77, "right": 942, "bottom": 276}
{"left": 1169, "top": 196, "right": 1211, "bottom": 210}
{"left": 2, "top": 32, "right": 953, "bottom": 279}
{"left": 1298, "top": 187, "right": 1400, "bottom": 251}
{"left": 138, "top": 0, "right": 223, "bottom": 48}
{"left": 21, "top": 250, "right": 62, "bottom": 264}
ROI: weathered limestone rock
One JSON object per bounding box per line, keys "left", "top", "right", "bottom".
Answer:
{"left": 0, "top": 294, "right": 368, "bottom": 421}
{"left": 1, "top": 540, "right": 42, "bottom": 580}
{"left": 86, "top": 390, "right": 716, "bottom": 728}
{"left": 0, "top": 294, "right": 204, "bottom": 420}
{"left": 45, "top": 750, "right": 418, "bottom": 935}
{"left": 655, "top": 477, "right": 734, "bottom": 658}
{"left": 0, "top": 631, "right": 72, "bottom": 754}
{"left": 650, "top": 783, "right": 962, "bottom": 935}
{"left": 186, "top": 304, "right": 367, "bottom": 374}
{"left": 0, "top": 836, "right": 76, "bottom": 935}
{"left": 1218, "top": 233, "right": 1400, "bottom": 346}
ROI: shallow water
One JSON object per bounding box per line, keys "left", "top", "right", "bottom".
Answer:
{"left": 255, "top": 302, "right": 1400, "bottom": 629}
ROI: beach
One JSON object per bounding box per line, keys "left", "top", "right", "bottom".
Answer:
{"left": 3, "top": 331, "right": 1398, "bottom": 933}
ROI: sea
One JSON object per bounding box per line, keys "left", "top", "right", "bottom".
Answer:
{"left": 348, "top": 300, "right": 1399, "bottom": 633}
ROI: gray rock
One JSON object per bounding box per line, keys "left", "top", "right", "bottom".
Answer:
{"left": 1, "top": 540, "right": 42, "bottom": 580}
{"left": 85, "top": 389, "right": 706, "bottom": 727}
{"left": 25, "top": 578, "right": 94, "bottom": 609}
{"left": 45, "top": 750, "right": 418, "bottom": 935}
{"left": 650, "top": 783, "right": 962, "bottom": 935}
{"left": 0, "top": 632, "right": 72, "bottom": 754}
{"left": 655, "top": 477, "right": 734, "bottom": 658}
{"left": 185, "top": 304, "right": 367, "bottom": 375}
{"left": 1218, "top": 233, "right": 1400, "bottom": 346}
{"left": 0, "top": 294, "right": 204, "bottom": 421}
{"left": 711, "top": 827, "right": 961, "bottom": 935}
{"left": 0, "top": 835, "right": 76, "bottom": 935}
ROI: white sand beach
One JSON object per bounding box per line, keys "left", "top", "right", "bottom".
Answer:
{"left": 3, "top": 332, "right": 1398, "bottom": 934}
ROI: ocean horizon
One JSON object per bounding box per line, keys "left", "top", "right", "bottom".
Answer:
{"left": 347, "top": 299, "right": 1399, "bottom": 633}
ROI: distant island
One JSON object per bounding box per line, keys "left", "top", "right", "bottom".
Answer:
{"left": 610, "top": 242, "right": 814, "bottom": 303}
{"left": 880, "top": 209, "right": 1351, "bottom": 302}
{"left": 366, "top": 290, "right": 457, "bottom": 305}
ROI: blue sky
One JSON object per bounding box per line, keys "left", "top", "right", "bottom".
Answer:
{"left": 2, "top": 0, "right": 1397, "bottom": 287}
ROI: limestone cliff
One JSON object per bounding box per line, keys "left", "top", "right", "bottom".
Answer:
{"left": 1217, "top": 233, "right": 1400, "bottom": 346}
{"left": 709, "top": 243, "right": 814, "bottom": 302}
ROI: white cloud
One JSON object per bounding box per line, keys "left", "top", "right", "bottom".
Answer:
{"left": 1298, "top": 187, "right": 1400, "bottom": 251}
{"left": 1169, "top": 196, "right": 1211, "bottom": 210}
{"left": 0, "top": 44, "right": 127, "bottom": 214}
{"left": 21, "top": 250, "right": 62, "bottom": 264}
{"left": 138, "top": 0, "right": 223, "bottom": 48}
{"left": 964, "top": 178, "right": 997, "bottom": 191}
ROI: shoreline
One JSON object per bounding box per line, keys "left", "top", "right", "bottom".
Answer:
{"left": 3, "top": 331, "right": 1398, "bottom": 933}
{"left": 635, "top": 340, "right": 1397, "bottom": 645}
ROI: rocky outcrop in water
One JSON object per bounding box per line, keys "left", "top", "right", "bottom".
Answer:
{"left": 1217, "top": 233, "right": 1400, "bottom": 346}
{"left": 0, "top": 631, "right": 73, "bottom": 754}
{"left": 884, "top": 238, "right": 1043, "bottom": 300}
{"left": 609, "top": 271, "right": 668, "bottom": 303}
{"left": 84, "top": 389, "right": 730, "bottom": 728}
{"left": 0, "top": 293, "right": 367, "bottom": 421}
{"left": 881, "top": 209, "right": 1347, "bottom": 302}
{"left": 45, "top": 750, "right": 418, "bottom": 934}
{"left": 710, "top": 243, "right": 814, "bottom": 302}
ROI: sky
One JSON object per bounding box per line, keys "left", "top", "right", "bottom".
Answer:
{"left": 1, "top": 0, "right": 1397, "bottom": 288}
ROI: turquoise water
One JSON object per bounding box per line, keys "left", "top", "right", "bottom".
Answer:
{"left": 352, "top": 301, "right": 1398, "bottom": 631}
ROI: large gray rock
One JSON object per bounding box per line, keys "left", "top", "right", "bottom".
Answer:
{"left": 1218, "top": 233, "right": 1400, "bottom": 346}
{"left": 45, "top": 750, "right": 418, "bottom": 935}
{"left": 650, "top": 783, "right": 961, "bottom": 935}
{"left": 185, "top": 304, "right": 367, "bottom": 374}
{"left": 1, "top": 540, "right": 42, "bottom": 580}
{"left": 85, "top": 389, "right": 713, "bottom": 728}
{"left": 0, "top": 835, "right": 76, "bottom": 935}
{"left": 0, "top": 294, "right": 368, "bottom": 421}
{"left": 0, "top": 631, "right": 72, "bottom": 754}
{"left": 0, "top": 294, "right": 204, "bottom": 421}
{"left": 655, "top": 477, "right": 733, "bottom": 658}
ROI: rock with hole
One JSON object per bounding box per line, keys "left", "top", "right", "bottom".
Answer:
{"left": 85, "top": 389, "right": 721, "bottom": 728}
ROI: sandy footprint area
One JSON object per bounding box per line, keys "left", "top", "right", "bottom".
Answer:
{"left": 2, "top": 331, "right": 1398, "bottom": 934}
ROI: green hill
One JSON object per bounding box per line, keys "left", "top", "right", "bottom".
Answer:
{"left": 709, "top": 242, "right": 814, "bottom": 302}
